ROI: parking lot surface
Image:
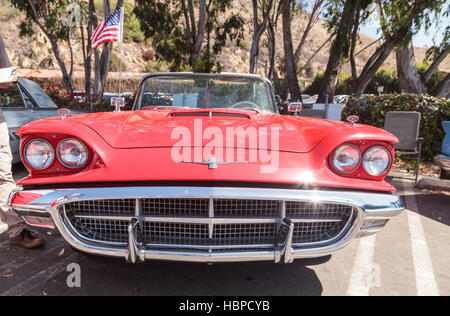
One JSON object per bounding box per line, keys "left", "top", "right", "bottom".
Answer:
{"left": 0, "top": 164, "right": 448, "bottom": 296}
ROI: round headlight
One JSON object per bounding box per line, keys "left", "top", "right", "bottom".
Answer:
{"left": 332, "top": 144, "right": 361, "bottom": 174}
{"left": 363, "top": 146, "right": 392, "bottom": 176}
{"left": 57, "top": 138, "right": 88, "bottom": 169}
{"left": 24, "top": 139, "right": 55, "bottom": 170}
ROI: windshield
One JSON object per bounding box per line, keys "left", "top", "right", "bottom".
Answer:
{"left": 134, "top": 75, "right": 277, "bottom": 113}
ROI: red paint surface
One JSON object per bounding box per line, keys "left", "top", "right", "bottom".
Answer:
{"left": 16, "top": 109, "right": 399, "bottom": 192}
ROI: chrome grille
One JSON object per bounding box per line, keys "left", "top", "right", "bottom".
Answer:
{"left": 293, "top": 222, "right": 348, "bottom": 244}
{"left": 143, "top": 222, "right": 209, "bottom": 245}
{"left": 62, "top": 197, "right": 356, "bottom": 250}
{"left": 286, "top": 202, "right": 352, "bottom": 219}
{"left": 214, "top": 199, "right": 281, "bottom": 217}
{"left": 70, "top": 217, "right": 129, "bottom": 243}
{"left": 66, "top": 199, "right": 135, "bottom": 216}
{"left": 142, "top": 198, "right": 208, "bottom": 217}
{"left": 212, "top": 223, "right": 277, "bottom": 245}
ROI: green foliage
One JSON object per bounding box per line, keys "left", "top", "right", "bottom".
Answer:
{"left": 377, "top": 0, "right": 448, "bottom": 47}
{"left": 11, "top": 0, "right": 72, "bottom": 40}
{"left": 365, "top": 67, "right": 399, "bottom": 94}
{"left": 123, "top": 1, "right": 145, "bottom": 43}
{"left": 417, "top": 63, "right": 448, "bottom": 94}
{"left": 305, "top": 71, "right": 351, "bottom": 95}
{"left": 134, "top": 0, "right": 244, "bottom": 72}
{"left": 305, "top": 66, "right": 448, "bottom": 96}
{"left": 342, "top": 94, "right": 450, "bottom": 161}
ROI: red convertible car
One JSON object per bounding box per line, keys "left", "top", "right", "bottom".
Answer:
{"left": 8, "top": 73, "right": 403, "bottom": 264}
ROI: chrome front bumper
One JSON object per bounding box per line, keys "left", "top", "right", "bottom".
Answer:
{"left": 9, "top": 186, "right": 404, "bottom": 263}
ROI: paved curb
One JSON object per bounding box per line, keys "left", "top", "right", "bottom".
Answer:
{"left": 416, "top": 178, "right": 450, "bottom": 192}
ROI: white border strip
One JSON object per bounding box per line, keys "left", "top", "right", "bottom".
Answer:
{"left": 401, "top": 182, "right": 440, "bottom": 296}
{"left": 346, "top": 234, "right": 377, "bottom": 296}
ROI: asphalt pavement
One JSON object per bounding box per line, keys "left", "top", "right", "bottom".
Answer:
{"left": 0, "top": 164, "right": 448, "bottom": 296}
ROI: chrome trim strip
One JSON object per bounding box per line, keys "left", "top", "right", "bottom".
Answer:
{"left": 9, "top": 186, "right": 404, "bottom": 263}
{"left": 71, "top": 215, "right": 343, "bottom": 224}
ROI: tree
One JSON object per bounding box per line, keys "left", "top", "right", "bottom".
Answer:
{"left": 134, "top": 0, "right": 244, "bottom": 72}
{"left": 0, "top": 35, "right": 11, "bottom": 68}
{"left": 249, "top": 0, "right": 274, "bottom": 74}
{"left": 294, "top": 0, "right": 327, "bottom": 67}
{"left": 264, "top": 1, "right": 286, "bottom": 98}
{"left": 318, "top": 0, "right": 447, "bottom": 100}
{"left": 317, "top": 0, "right": 371, "bottom": 103}
{"left": 434, "top": 72, "right": 450, "bottom": 98}
{"left": 351, "top": 0, "right": 448, "bottom": 96}
{"left": 396, "top": 41, "right": 425, "bottom": 93}
{"left": 11, "top": 0, "right": 75, "bottom": 94}
{"left": 281, "top": 0, "right": 302, "bottom": 102}
{"left": 396, "top": 25, "right": 449, "bottom": 95}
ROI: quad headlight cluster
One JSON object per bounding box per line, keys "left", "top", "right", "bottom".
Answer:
{"left": 24, "top": 138, "right": 88, "bottom": 171}
{"left": 332, "top": 144, "right": 392, "bottom": 177}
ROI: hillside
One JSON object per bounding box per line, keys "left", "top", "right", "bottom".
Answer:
{"left": 1, "top": 0, "right": 449, "bottom": 83}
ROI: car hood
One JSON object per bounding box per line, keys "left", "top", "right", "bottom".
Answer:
{"left": 71, "top": 109, "right": 335, "bottom": 152}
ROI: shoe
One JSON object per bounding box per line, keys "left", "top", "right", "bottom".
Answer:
{"left": 9, "top": 229, "right": 45, "bottom": 249}
{"left": 0, "top": 223, "right": 7, "bottom": 234}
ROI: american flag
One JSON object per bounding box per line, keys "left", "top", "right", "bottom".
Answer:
{"left": 91, "top": 8, "right": 123, "bottom": 50}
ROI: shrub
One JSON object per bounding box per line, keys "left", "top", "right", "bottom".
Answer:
{"left": 142, "top": 48, "right": 156, "bottom": 61}
{"left": 365, "top": 67, "right": 399, "bottom": 94}
{"left": 305, "top": 71, "right": 351, "bottom": 96}
{"left": 342, "top": 94, "right": 450, "bottom": 161}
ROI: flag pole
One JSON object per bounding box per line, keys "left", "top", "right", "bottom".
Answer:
{"left": 118, "top": 6, "right": 124, "bottom": 98}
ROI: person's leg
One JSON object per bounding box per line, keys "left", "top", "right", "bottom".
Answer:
{"left": 0, "top": 122, "right": 26, "bottom": 236}
{"left": 0, "top": 122, "right": 44, "bottom": 248}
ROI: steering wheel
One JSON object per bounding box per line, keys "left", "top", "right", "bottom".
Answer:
{"left": 231, "top": 101, "right": 259, "bottom": 109}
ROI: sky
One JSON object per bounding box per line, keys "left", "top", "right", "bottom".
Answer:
{"left": 359, "top": 2, "right": 450, "bottom": 49}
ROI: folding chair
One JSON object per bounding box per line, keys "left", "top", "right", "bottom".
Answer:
{"left": 384, "top": 111, "right": 423, "bottom": 183}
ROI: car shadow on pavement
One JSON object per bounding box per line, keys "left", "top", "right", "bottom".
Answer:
{"left": 403, "top": 192, "right": 450, "bottom": 226}
{"left": 388, "top": 177, "right": 450, "bottom": 226}
{"left": 61, "top": 254, "right": 325, "bottom": 296}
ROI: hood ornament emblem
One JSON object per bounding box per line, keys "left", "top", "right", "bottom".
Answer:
{"left": 346, "top": 115, "right": 359, "bottom": 125}
{"left": 179, "top": 157, "right": 246, "bottom": 169}
{"left": 57, "top": 108, "right": 71, "bottom": 120}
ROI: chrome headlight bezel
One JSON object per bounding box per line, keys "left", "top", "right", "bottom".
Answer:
{"left": 362, "top": 146, "right": 392, "bottom": 176}
{"left": 24, "top": 139, "right": 55, "bottom": 171}
{"left": 332, "top": 144, "right": 362, "bottom": 175}
{"left": 56, "top": 138, "right": 89, "bottom": 169}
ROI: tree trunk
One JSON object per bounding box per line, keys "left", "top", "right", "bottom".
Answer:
{"left": 293, "top": 0, "right": 324, "bottom": 67}
{"left": 351, "top": 0, "right": 422, "bottom": 96}
{"left": 190, "top": 0, "right": 207, "bottom": 71}
{"left": 317, "top": 0, "right": 359, "bottom": 103}
{"left": 351, "top": 36, "right": 399, "bottom": 96}
{"left": 249, "top": 0, "right": 274, "bottom": 74}
{"left": 434, "top": 72, "right": 450, "bottom": 98}
{"left": 0, "top": 36, "right": 11, "bottom": 68}
{"left": 423, "top": 46, "right": 450, "bottom": 84}
{"left": 82, "top": 0, "right": 96, "bottom": 110}
{"left": 281, "top": 0, "right": 302, "bottom": 102}
{"left": 396, "top": 41, "right": 425, "bottom": 93}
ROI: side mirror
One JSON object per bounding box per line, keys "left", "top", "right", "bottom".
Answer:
{"left": 111, "top": 96, "right": 125, "bottom": 113}
{"left": 288, "top": 102, "right": 302, "bottom": 114}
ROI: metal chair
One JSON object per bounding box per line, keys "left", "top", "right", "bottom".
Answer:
{"left": 384, "top": 111, "right": 423, "bottom": 183}
{"left": 299, "top": 109, "right": 327, "bottom": 119}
